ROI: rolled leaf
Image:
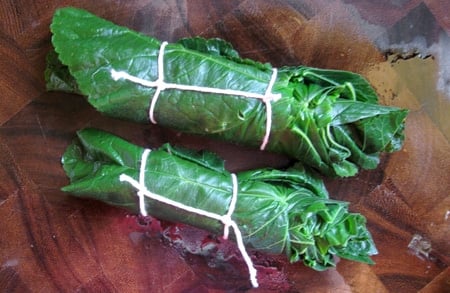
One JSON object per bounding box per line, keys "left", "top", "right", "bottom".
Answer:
{"left": 48, "top": 7, "right": 408, "bottom": 177}
{"left": 61, "top": 128, "right": 377, "bottom": 270}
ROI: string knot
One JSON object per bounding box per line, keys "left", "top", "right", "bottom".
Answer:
{"left": 263, "top": 93, "right": 282, "bottom": 103}
{"left": 221, "top": 214, "right": 233, "bottom": 239}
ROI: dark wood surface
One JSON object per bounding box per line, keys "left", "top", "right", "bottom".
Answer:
{"left": 1, "top": 1, "right": 449, "bottom": 292}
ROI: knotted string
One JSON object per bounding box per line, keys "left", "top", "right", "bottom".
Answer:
{"left": 119, "top": 149, "right": 259, "bottom": 288}
{"left": 111, "top": 41, "right": 281, "bottom": 151}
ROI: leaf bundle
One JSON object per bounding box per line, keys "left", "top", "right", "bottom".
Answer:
{"left": 47, "top": 7, "right": 408, "bottom": 177}
{"left": 62, "top": 128, "right": 377, "bottom": 270}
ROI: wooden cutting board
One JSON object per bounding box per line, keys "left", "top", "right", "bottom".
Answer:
{"left": 1, "top": 1, "right": 449, "bottom": 292}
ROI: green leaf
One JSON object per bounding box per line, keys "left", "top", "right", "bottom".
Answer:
{"left": 160, "top": 143, "right": 227, "bottom": 173}
{"left": 177, "top": 37, "right": 240, "bottom": 58}
{"left": 298, "top": 67, "right": 379, "bottom": 103}
{"left": 45, "top": 50, "right": 80, "bottom": 93}
{"left": 238, "top": 163, "right": 329, "bottom": 199}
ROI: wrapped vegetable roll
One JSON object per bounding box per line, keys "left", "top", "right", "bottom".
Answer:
{"left": 61, "top": 128, "right": 377, "bottom": 287}
{"left": 47, "top": 7, "right": 408, "bottom": 177}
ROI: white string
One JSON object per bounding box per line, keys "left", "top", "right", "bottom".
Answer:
{"left": 119, "top": 149, "right": 259, "bottom": 288}
{"left": 260, "top": 68, "right": 278, "bottom": 150}
{"left": 222, "top": 173, "right": 238, "bottom": 240}
{"left": 137, "top": 149, "right": 152, "bottom": 216}
{"left": 148, "top": 41, "right": 169, "bottom": 124}
{"left": 110, "top": 41, "right": 281, "bottom": 151}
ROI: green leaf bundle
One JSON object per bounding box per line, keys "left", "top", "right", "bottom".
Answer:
{"left": 47, "top": 7, "right": 408, "bottom": 177}
{"left": 62, "top": 128, "right": 377, "bottom": 273}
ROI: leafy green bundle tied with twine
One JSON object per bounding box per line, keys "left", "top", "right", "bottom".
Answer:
{"left": 47, "top": 7, "right": 408, "bottom": 177}
{"left": 62, "top": 128, "right": 377, "bottom": 276}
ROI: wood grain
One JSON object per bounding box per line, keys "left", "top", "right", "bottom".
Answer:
{"left": 1, "top": 1, "right": 449, "bottom": 292}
